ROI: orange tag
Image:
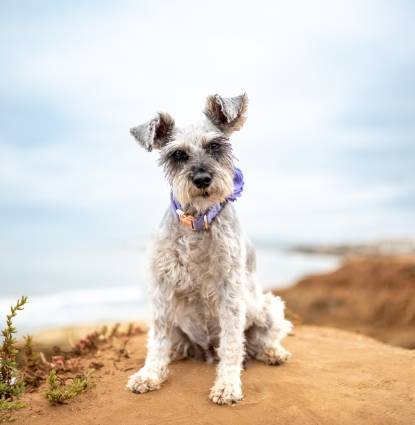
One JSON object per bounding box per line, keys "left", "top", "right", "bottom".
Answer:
{"left": 178, "top": 213, "right": 195, "bottom": 230}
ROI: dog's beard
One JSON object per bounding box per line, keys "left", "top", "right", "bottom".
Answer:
{"left": 172, "top": 173, "right": 234, "bottom": 214}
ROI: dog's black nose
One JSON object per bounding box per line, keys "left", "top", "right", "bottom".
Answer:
{"left": 192, "top": 171, "right": 212, "bottom": 189}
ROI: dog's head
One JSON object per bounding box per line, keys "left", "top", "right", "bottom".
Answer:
{"left": 130, "top": 94, "right": 248, "bottom": 213}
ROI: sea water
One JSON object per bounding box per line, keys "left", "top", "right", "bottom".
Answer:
{"left": 0, "top": 246, "right": 339, "bottom": 334}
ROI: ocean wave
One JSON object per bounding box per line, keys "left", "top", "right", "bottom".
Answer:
{"left": 0, "top": 285, "right": 150, "bottom": 334}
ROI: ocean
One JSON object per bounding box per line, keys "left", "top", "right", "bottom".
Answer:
{"left": 0, "top": 246, "right": 339, "bottom": 334}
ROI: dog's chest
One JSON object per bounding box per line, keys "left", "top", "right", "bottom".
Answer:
{"left": 172, "top": 232, "right": 222, "bottom": 303}
{"left": 152, "top": 209, "right": 242, "bottom": 306}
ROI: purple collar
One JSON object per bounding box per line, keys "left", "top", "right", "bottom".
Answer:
{"left": 170, "top": 168, "right": 244, "bottom": 231}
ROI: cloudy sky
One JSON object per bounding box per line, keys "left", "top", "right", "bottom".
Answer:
{"left": 1, "top": 1, "right": 415, "bottom": 297}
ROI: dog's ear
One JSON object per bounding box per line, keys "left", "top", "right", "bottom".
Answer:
{"left": 204, "top": 93, "right": 248, "bottom": 135}
{"left": 130, "top": 112, "right": 175, "bottom": 151}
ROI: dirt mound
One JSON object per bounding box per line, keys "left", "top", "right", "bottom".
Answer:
{"left": 14, "top": 326, "right": 415, "bottom": 425}
{"left": 276, "top": 256, "right": 415, "bottom": 348}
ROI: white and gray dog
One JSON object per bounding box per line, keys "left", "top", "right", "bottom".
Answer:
{"left": 126, "top": 93, "right": 292, "bottom": 405}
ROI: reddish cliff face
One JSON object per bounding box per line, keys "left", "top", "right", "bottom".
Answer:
{"left": 276, "top": 257, "right": 415, "bottom": 348}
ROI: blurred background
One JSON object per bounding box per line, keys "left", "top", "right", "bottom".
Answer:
{"left": 1, "top": 1, "right": 414, "bottom": 333}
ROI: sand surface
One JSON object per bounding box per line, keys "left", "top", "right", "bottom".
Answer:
{"left": 15, "top": 325, "right": 415, "bottom": 425}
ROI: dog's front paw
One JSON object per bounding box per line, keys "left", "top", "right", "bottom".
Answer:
{"left": 209, "top": 379, "right": 243, "bottom": 406}
{"left": 126, "top": 368, "right": 164, "bottom": 394}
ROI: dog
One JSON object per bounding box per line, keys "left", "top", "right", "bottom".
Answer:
{"left": 126, "top": 93, "right": 292, "bottom": 405}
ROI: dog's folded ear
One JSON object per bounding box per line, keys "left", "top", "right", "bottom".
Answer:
{"left": 204, "top": 93, "right": 248, "bottom": 135}
{"left": 130, "top": 112, "right": 175, "bottom": 151}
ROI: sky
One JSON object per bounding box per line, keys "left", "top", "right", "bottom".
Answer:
{"left": 1, "top": 1, "right": 415, "bottom": 299}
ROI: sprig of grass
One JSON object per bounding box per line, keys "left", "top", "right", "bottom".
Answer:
{"left": 23, "top": 335, "right": 38, "bottom": 370}
{"left": 0, "top": 296, "right": 28, "bottom": 420}
{"left": 0, "top": 296, "right": 28, "bottom": 400}
{"left": 0, "top": 399, "right": 26, "bottom": 423}
{"left": 45, "top": 369, "right": 93, "bottom": 405}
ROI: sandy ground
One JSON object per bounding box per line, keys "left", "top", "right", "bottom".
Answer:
{"left": 15, "top": 325, "right": 415, "bottom": 425}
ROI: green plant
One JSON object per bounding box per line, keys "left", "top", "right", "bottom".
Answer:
{"left": 0, "top": 296, "right": 28, "bottom": 400}
{"left": 0, "top": 296, "right": 28, "bottom": 420}
{"left": 21, "top": 335, "right": 45, "bottom": 390}
{"left": 23, "top": 335, "right": 38, "bottom": 370}
{"left": 0, "top": 398, "right": 26, "bottom": 422}
{"left": 45, "top": 369, "right": 93, "bottom": 405}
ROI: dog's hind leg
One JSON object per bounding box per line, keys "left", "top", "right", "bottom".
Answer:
{"left": 245, "top": 293, "right": 293, "bottom": 365}
{"left": 170, "top": 327, "right": 205, "bottom": 361}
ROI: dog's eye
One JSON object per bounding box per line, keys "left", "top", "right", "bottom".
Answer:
{"left": 172, "top": 150, "right": 189, "bottom": 161}
{"left": 208, "top": 142, "right": 221, "bottom": 152}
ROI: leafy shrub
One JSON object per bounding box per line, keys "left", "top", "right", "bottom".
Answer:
{"left": 0, "top": 296, "right": 28, "bottom": 420}
{"left": 46, "top": 369, "right": 93, "bottom": 404}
